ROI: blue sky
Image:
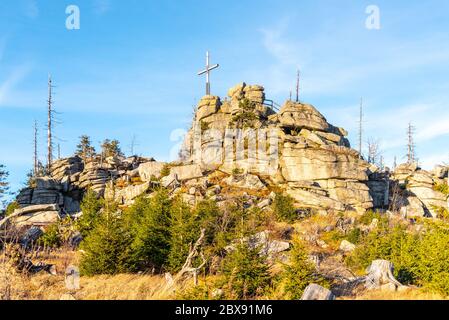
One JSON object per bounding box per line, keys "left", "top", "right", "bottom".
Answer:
{"left": 1, "top": 0, "right": 449, "bottom": 197}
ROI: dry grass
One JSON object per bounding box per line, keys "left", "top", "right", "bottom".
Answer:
{"left": 347, "top": 287, "right": 448, "bottom": 300}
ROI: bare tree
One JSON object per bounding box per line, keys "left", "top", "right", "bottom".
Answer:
{"left": 407, "top": 122, "right": 416, "bottom": 164}
{"left": 33, "top": 120, "right": 39, "bottom": 177}
{"left": 358, "top": 97, "right": 364, "bottom": 158}
{"left": 296, "top": 70, "right": 300, "bottom": 103}
{"left": 128, "top": 134, "right": 139, "bottom": 156}
{"left": 47, "top": 75, "right": 55, "bottom": 173}
{"left": 367, "top": 138, "right": 381, "bottom": 165}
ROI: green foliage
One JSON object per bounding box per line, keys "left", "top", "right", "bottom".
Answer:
{"left": 231, "top": 167, "right": 243, "bottom": 176}
{"left": 160, "top": 164, "right": 172, "bottom": 178}
{"left": 168, "top": 198, "right": 199, "bottom": 272}
{"left": 219, "top": 242, "right": 271, "bottom": 299}
{"left": 5, "top": 201, "right": 20, "bottom": 217}
{"left": 76, "top": 189, "right": 103, "bottom": 238}
{"left": 200, "top": 121, "right": 210, "bottom": 132}
{"left": 346, "top": 220, "right": 449, "bottom": 295}
{"left": 346, "top": 223, "right": 419, "bottom": 284}
{"left": 0, "top": 164, "right": 9, "bottom": 207}
{"left": 282, "top": 236, "right": 327, "bottom": 299}
{"left": 39, "top": 223, "right": 61, "bottom": 248}
{"left": 124, "top": 190, "right": 172, "bottom": 272}
{"left": 412, "top": 221, "right": 449, "bottom": 295}
{"left": 176, "top": 284, "right": 211, "bottom": 300}
{"left": 79, "top": 204, "right": 131, "bottom": 276}
{"left": 358, "top": 210, "right": 385, "bottom": 225}
{"left": 40, "top": 217, "right": 78, "bottom": 248}
{"left": 101, "top": 139, "right": 124, "bottom": 158}
{"left": 76, "top": 135, "right": 96, "bottom": 159}
{"left": 431, "top": 205, "right": 449, "bottom": 221}
{"left": 230, "top": 98, "right": 258, "bottom": 128}
{"left": 434, "top": 182, "right": 449, "bottom": 196}
{"left": 272, "top": 192, "right": 297, "bottom": 223}
{"left": 346, "top": 227, "right": 362, "bottom": 244}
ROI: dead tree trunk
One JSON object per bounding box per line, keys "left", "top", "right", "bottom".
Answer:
{"left": 365, "top": 260, "right": 402, "bottom": 289}
{"left": 161, "top": 228, "right": 207, "bottom": 295}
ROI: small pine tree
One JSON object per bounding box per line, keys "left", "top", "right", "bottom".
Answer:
{"left": 79, "top": 204, "right": 131, "bottom": 276}
{"left": 272, "top": 192, "right": 297, "bottom": 223}
{"left": 220, "top": 241, "right": 271, "bottom": 299}
{"left": 230, "top": 98, "right": 258, "bottom": 128}
{"left": 76, "top": 135, "right": 96, "bottom": 160}
{"left": 282, "top": 236, "right": 325, "bottom": 299}
{"left": 125, "top": 190, "right": 172, "bottom": 272}
{"left": 168, "top": 198, "right": 198, "bottom": 272}
{"left": 76, "top": 189, "right": 103, "bottom": 238}
{"left": 101, "top": 139, "right": 124, "bottom": 158}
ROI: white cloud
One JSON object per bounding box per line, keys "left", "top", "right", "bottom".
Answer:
{"left": 419, "top": 152, "right": 449, "bottom": 170}
{"left": 0, "top": 65, "right": 31, "bottom": 105}
{"left": 93, "top": 0, "right": 111, "bottom": 15}
{"left": 24, "top": 0, "right": 39, "bottom": 18}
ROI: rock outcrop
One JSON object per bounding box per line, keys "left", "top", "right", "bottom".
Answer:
{"left": 181, "top": 82, "right": 384, "bottom": 213}
{"left": 391, "top": 162, "right": 448, "bottom": 218}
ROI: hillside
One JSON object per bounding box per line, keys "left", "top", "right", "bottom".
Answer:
{"left": 1, "top": 83, "right": 449, "bottom": 300}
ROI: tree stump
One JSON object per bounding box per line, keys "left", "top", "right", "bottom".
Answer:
{"left": 365, "top": 260, "right": 402, "bottom": 290}
{"left": 301, "top": 284, "right": 336, "bottom": 300}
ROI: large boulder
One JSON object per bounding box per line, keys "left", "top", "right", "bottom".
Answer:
{"left": 196, "top": 96, "right": 221, "bottom": 121}
{"left": 170, "top": 164, "right": 203, "bottom": 181}
{"left": 281, "top": 146, "right": 368, "bottom": 181}
{"left": 138, "top": 161, "right": 166, "bottom": 181}
{"left": 223, "top": 174, "right": 266, "bottom": 190}
{"left": 301, "top": 284, "right": 336, "bottom": 300}
{"left": 278, "top": 102, "right": 329, "bottom": 132}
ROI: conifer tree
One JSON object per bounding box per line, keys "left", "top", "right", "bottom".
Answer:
{"left": 101, "top": 139, "right": 124, "bottom": 158}
{"left": 76, "top": 135, "right": 96, "bottom": 160}
{"left": 76, "top": 189, "right": 103, "bottom": 237}
{"left": 125, "top": 190, "right": 172, "bottom": 272}
{"left": 79, "top": 203, "right": 131, "bottom": 276}
{"left": 221, "top": 241, "right": 271, "bottom": 299}
{"left": 282, "top": 236, "right": 324, "bottom": 299}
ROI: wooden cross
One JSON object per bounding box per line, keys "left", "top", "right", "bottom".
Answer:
{"left": 198, "top": 51, "right": 219, "bottom": 95}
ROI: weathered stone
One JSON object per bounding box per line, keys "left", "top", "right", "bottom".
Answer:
{"left": 13, "top": 204, "right": 59, "bottom": 215}
{"left": 223, "top": 174, "right": 266, "bottom": 190}
{"left": 196, "top": 96, "right": 221, "bottom": 121}
{"left": 278, "top": 101, "right": 330, "bottom": 132}
{"left": 339, "top": 240, "right": 356, "bottom": 252}
{"left": 14, "top": 211, "right": 60, "bottom": 227}
{"left": 301, "top": 284, "right": 336, "bottom": 300}
{"left": 138, "top": 161, "right": 166, "bottom": 181}
{"left": 170, "top": 164, "right": 203, "bottom": 181}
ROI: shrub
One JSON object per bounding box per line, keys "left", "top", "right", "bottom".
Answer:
{"left": 79, "top": 204, "right": 131, "bottom": 276}
{"left": 346, "top": 224, "right": 419, "bottom": 284}
{"left": 124, "top": 190, "right": 172, "bottom": 272}
{"left": 160, "top": 164, "right": 171, "bottom": 178}
{"left": 38, "top": 216, "right": 76, "bottom": 248}
{"left": 76, "top": 189, "right": 103, "bottom": 238}
{"left": 281, "top": 236, "right": 327, "bottom": 299}
{"left": 5, "top": 201, "right": 20, "bottom": 217}
{"left": 413, "top": 221, "right": 449, "bottom": 295}
{"left": 433, "top": 182, "right": 449, "bottom": 196}
{"left": 38, "top": 223, "right": 60, "bottom": 248}
{"left": 168, "top": 198, "right": 200, "bottom": 272}
{"left": 358, "top": 210, "right": 385, "bottom": 225}
{"left": 219, "top": 241, "right": 271, "bottom": 299}
{"left": 230, "top": 98, "right": 258, "bottom": 128}
{"left": 272, "top": 192, "right": 297, "bottom": 223}
{"left": 431, "top": 205, "right": 449, "bottom": 221}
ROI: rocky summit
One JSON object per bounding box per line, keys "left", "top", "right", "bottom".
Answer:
{"left": 6, "top": 82, "right": 449, "bottom": 231}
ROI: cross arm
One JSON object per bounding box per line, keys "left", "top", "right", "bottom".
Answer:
{"left": 197, "top": 64, "right": 220, "bottom": 75}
